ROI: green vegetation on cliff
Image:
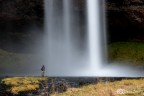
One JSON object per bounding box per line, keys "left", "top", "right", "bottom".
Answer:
{"left": 108, "top": 42, "right": 144, "bottom": 66}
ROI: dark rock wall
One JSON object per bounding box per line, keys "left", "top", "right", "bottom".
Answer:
{"left": 0, "top": 0, "right": 44, "bottom": 53}
{"left": 107, "top": 0, "right": 144, "bottom": 42}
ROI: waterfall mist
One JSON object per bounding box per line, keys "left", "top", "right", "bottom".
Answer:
{"left": 43, "top": 0, "right": 144, "bottom": 77}
{"left": 43, "top": 0, "right": 88, "bottom": 76}
{"left": 0, "top": 0, "right": 144, "bottom": 77}
{"left": 1, "top": 0, "right": 143, "bottom": 77}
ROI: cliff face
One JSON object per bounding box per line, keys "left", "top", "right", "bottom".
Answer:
{"left": 0, "top": 0, "right": 44, "bottom": 53}
{"left": 107, "top": 0, "right": 144, "bottom": 42}
{"left": 0, "top": 0, "right": 44, "bottom": 22}
{"left": 1, "top": 0, "right": 144, "bottom": 52}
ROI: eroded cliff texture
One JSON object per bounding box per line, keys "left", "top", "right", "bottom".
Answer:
{"left": 107, "top": 0, "right": 144, "bottom": 42}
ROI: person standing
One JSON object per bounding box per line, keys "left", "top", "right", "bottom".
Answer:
{"left": 41, "top": 65, "right": 45, "bottom": 77}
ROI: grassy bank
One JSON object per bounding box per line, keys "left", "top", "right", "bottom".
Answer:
{"left": 0, "top": 77, "right": 47, "bottom": 95}
{"left": 108, "top": 42, "right": 144, "bottom": 65}
{"left": 58, "top": 79, "right": 144, "bottom": 96}
{"left": 0, "top": 77, "right": 144, "bottom": 96}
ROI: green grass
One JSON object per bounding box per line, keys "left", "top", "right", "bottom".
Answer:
{"left": 108, "top": 42, "right": 144, "bottom": 65}
{"left": 1, "top": 77, "right": 47, "bottom": 95}
{"left": 57, "top": 79, "right": 144, "bottom": 96}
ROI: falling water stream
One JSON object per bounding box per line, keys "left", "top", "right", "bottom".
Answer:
{"left": 87, "top": 0, "right": 102, "bottom": 70}
{"left": 44, "top": 0, "right": 88, "bottom": 76}
{"left": 43, "top": 0, "right": 144, "bottom": 77}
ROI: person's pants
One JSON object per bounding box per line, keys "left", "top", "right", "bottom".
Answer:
{"left": 41, "top": 71, "right": 45, "bottom": 77}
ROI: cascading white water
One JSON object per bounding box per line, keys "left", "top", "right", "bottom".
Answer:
{"left": 85, "top": 0, "right": 144, "bottom": 77}
{"left": 63, "top": 0, "right": 72, "bottom": 66}
{"left": 44, "top": 0, "right": 88, "bottom": 76}
{"left": 87, "top": 0, "right": 102, "bottom": 70}
{"left": 43, "top": 0, "right": 144, "bottom": 77}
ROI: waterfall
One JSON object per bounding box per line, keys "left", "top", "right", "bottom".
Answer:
{"left": 0, "top": 0, "right": 143, "bottom": 77}
{"left": 43, "top": 0, "right": 144, "bottom": 77}
{"left": 44, "top": 0, "right": 88, "bottom": 76}
{"left": 87, "top": 0, "right": 102, "bottom": 70}
{"left": 63, "top": 0, "right": 72, "bottom": 66}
